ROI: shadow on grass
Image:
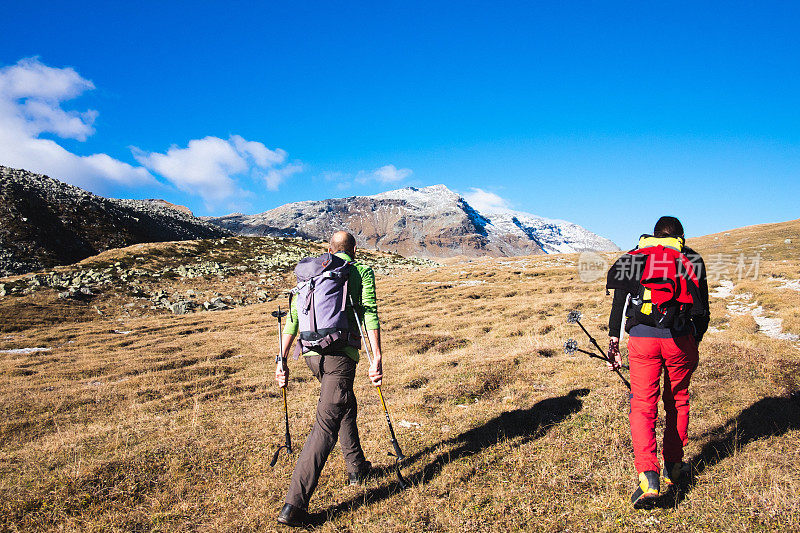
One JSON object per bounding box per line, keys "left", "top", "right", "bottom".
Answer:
{"left": 656, "top": 390, "right": 800, "bottom": 508}
{"left": 317, "top": 388, "right": 590, "bottom": 523}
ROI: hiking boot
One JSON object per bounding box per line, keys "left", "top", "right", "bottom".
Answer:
{"left": 663, "top": 462, "right": 689, "bottom": 486}
{"left": 277, "top": 503, "right": 312, "bottom": 527}
{"left": 348, "top": 461, "right": 372, "bottom": 486}
{"left": 631, "top": 471, "right": 660, "bottom": 509}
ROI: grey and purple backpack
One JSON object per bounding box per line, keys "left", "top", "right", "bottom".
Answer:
{"left": 289, "top": 252, "right": 361, "bottom": 357}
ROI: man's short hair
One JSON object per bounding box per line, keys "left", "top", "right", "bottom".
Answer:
{"left": 330, "top": 231, "right": 356, "bottom": 256}
{"left": 654, "top": 216, "right": 684, "bottom": 238}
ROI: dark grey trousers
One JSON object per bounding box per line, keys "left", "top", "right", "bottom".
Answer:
{"left": 284, "top": 354, "right": 367, "bottom": 509}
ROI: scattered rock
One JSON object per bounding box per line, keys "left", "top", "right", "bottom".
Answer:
{"left": 256, "top": 290, "right": 270, "bottom": 302}
{"left": 204, "top": 297, "right": 230, "bottom": 311}
{"left": 171, "top": 300, "right": 197, "bottom": 315}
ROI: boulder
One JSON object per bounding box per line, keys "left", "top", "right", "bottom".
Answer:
{"left": 171, "top": 300, "right": 196, "bottom": 315}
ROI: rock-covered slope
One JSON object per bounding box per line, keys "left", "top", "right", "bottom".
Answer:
{"left": 0, "top": 166, "right": 230, "bottom": 276}
{"left": 208, "top": 185, "right": 618, "bottom": 258}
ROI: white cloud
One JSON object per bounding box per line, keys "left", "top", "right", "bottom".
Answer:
{"left": 0, "top": 57, "right": 154, "bottom": 189}
{"left": 353, "top": 164, "right": 413, "bottom": 185}
{"left": 133, "top": 137, "right": 244, "bottom": 202}
{"left": 372, "top": 164, "right": 412, "bottom": 183}
{"left": 0, "top": 57, "right": 94, "bottom": 101}
{"left": 231, "top": 134, "right": 286, "bottom": 167}
{"left": 463, "top": 188, "right": 512, "bottom": 213}
{"left": 134, "top": 135, "right": 302, "bottom": 204}
{"left": 0, "top": 58, "right": 301, "bottom": 204}
{"left": 319, "top": 171, "right": 353, "bottom": 191}
{"left": 262, "top": 162, "right": 303, "bottom": 191}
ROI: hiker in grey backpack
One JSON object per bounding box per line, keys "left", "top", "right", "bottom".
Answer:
{"left": 275, "top": 231, "right": 383, "bottom": 528}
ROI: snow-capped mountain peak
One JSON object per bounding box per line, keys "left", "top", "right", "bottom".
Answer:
{"left": 206, "top": 184, "right": 618, "bottom": 258}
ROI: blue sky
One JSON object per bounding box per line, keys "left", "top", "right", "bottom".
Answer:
{"left": 1, "top": 1, "right": 799, "bottom": 247}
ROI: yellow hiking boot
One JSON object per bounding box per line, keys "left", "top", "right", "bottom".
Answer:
{"left": 631, "top": 470, "right": 660, "bottom": 509}
{"left": 663, "top": 462, "right": 689, "bottom": 486}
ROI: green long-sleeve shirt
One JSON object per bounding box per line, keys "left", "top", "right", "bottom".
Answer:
{"left": 283, "top": 252, "right": 379, "bottom": 362}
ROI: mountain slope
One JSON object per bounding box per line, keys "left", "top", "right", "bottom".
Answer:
{"left": 1, "top": 219, "right": 797, "bottom": 531}
{"left": 0, "top": 166, "right": 230, "bottom": 276}
{"left": 208, "top": 184, "right": 618, "bottom": 258}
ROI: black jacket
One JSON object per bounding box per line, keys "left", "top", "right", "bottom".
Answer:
{"left": 607, "top": 246, "right": 710, "bottom": 341}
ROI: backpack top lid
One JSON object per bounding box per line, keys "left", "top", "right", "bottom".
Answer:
{"left": 637, "top": 234, "right": 684, "bottom": 252}
{"left": 294, "top": 252, "right": 349, "bottom": 281}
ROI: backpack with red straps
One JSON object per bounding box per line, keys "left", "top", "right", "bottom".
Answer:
{"left": 606, "top": 235, "right": 704, "bottom": 329}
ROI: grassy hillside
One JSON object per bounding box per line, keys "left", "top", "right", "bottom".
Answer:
{"left": 1, "top": 224, "right": 799, "bottom": 531}
{"left": 688, "top": 217, "right": 800, "bottom": 260}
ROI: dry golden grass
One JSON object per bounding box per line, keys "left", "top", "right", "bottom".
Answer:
{"left": 689, "top": 217, "right": 800, "bottom": 261}
{"left": 1, "top": 224, "right": 799, "bottom": 531}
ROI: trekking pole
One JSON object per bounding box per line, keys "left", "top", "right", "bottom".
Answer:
{"left": 566, "top": 311, "right": 631, "bottom": 389}
{"left": 270, "top": 306, "right": 292, "bottom": 467}
{"left": 563, "top": 339, "right": 630, "bottom": 369}
{"left": 348, "top": 295, "right": 410, "bottom": 489}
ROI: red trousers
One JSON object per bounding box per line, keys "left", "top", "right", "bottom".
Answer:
{"left": 628, "top": 335, "right": 699, "bottom": 473}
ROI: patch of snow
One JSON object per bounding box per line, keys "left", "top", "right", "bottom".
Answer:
{"left": 419, "top": 280, "right": 486, "bottom": 287}
{"left": 710, "top": 280, "right": 735, "bottom": 299}
{"left": 776, "top": 279, "right": 800, "bottom": 292}
{"left": 112, "top": 330, "right": 131, "bottom": 335}
{"left": 0, "top": 347, "right": 51, "bottom": 355}
{"left": 371, "top": 185, "right": 462, "bottom": 212}
{"left": 480, "top": 209, "right": 619, "bottom": 254}
{"left": 714, "top": 281, "right": 799, "bottom": 343}
{"left": 497, "top": 259, "right": 533, "bottom": 268}
{"left": 399, "top": 420, "right": 421, "bottom": 429}
{"left": 751, "top": 309, "right": 798, "bottom": 341}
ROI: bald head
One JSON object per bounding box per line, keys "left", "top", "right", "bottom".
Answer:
{"left": 329, "top": 231, "right": 356, "bottom": 257}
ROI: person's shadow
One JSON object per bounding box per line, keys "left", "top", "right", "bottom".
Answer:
{"left": 656, "top": 390, "right": 800, "bottom": 508}
{"left": 314, "top": 388, "right": 590, "bottom": 524}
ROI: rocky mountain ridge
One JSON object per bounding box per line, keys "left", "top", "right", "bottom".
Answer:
{"left": 0, "top": 166, "right": 230, "bottom": 276}
{"left": 207, "top": 184, "right": 618, "bottom": 258}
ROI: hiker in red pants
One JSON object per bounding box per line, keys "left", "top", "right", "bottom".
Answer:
{"left": 606, "top": 216, "right": 710, "bottom": 508}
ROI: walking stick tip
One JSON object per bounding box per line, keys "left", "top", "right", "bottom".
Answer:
{"left": 269, "top": 448, "right": 281, "bottom": 467}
